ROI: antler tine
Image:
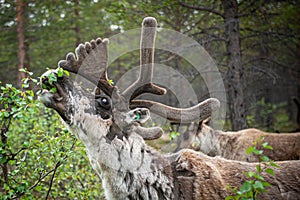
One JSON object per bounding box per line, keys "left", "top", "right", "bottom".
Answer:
{"left": 58, "top": 38, "right": 114, "bottom": 95}
{"left": 130, "top": 98, "right": 220, "bottom": 123}
{"left": 121, "top": 17, "right": 166, "bottom": 102}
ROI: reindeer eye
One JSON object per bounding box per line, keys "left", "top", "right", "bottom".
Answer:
{"left": 101, "top": 97, "right": 109, "bottom": 105}
{"left": 96, "top": 97, "right": 111, "bottom": 110}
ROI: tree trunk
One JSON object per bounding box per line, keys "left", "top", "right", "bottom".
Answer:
{"left": 222, "top": 0, "right": 247, "bottom": 130}
{"left": 24, "top": 41, "right": 30, "bottom": 72}
{"left": 16, "top": 0, "right": 25, "bottom": 87}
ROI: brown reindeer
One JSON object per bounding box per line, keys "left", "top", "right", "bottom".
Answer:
{"left": 39, "top": 17, "right": 300, "bottom": 199}
{"left": 189, "top": 122, "right": 300, "bottom": 162}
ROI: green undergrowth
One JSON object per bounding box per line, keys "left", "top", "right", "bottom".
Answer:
{"left": 0, "top": 70, "right": 104, "bottom": 199}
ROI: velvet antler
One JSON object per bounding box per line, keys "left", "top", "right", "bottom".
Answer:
{"left": 121, "top": 17, "right": 167, "bottom": 102}
{"left": 58, "top": 38, "right": 114, "bottom": 96}
{"left": 130, "top": 98, "right": 220, "bottom": 123}
{"left": 123, "top": 17, "right": 220, "bottom": 123}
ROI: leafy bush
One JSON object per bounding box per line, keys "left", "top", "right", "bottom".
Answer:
{"left": 0, "top": 72, "right": 104, "bottom": 199}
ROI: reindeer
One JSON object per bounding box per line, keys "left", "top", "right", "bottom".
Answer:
{"left": 186, "top": 121, "right": 300, "bottom": 162}
{"left": 39, "top": 17, "right": 300, "bottom": 199}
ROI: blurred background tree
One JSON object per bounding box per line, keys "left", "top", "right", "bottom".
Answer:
{"left": 0, "top": 0, "right": 299, "bottom": 198}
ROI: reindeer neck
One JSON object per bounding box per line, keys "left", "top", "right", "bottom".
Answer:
{"left": 94, "top": 132, "right": 175, "bottom": 200}
{"left": 68, "top": 100, "right": 175, "bottom": 199}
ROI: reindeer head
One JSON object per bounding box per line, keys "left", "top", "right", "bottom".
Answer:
{"left": 39, "top": 17, "right": 220, "bottom": 142}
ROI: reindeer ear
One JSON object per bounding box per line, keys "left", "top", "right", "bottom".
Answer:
{"left": 125, "top": 108, "right": 151, "bottom": 124}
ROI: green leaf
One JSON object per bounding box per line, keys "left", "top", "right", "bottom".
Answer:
{"left": 225, "top": 196, "right": 236, "bottom": 200}
{"left": 262, "top": 181, "right": 272, "bottom": 187}
{"left": 256, "top": 165, "right": 262, "bottom": 173}
{"left": 170, "top": 131, "right": 180, "bottom": 140}
{"left": 245, "top": 171, "right": 256, "bottom": 178}
{"left": 0, "top": 156, "right": 8, "bottom": 164}
{"left": 253, "top": 173, "right": 265, "bottom": 181}
{"left": 23, "top": 78, "right": 29, "bottom": 84}
{"left": 48, "top": 72, "right": 57, "bottom": 85}
{"left": 57, "top": 67, "right": 64, "bottom": 77}
{"left": 23, "top": 141, "right": 29, "bottom": 148}
{"left": 22, "top": 83, "right": 30, "bottom": 89}
{"left": 253, "top": 181, "right": 264, "bottom": 190}
{"left": 253, "top": 149, "right": 263, "bottom": 155}
{"left": 31, "top": 78, "right": 38, "bottom": 83}
{"left": 50, "top": 87, "right": 57, "bottom": 93}
{"left": 262, "top": 142, "right": 273, "bottom": 150}
{"left": 269, "top": 161, "right": 280, "bottom": 168}
{"left": 19, "top": 68, "right": 26, "bottom": 72}
{"left": 260, "top": 155, "right": 269, "bottom": 162}
{"left": 4, "top": 111, "right": 10, "bottom": 118}
{"left": 35, "top": 185, "right": 42, "bottom": 192}
{"left": 108, "top": 79, "right": 114, "bottom": 85}
{"left": 63, "top": 70, "right": 70, "bottom": 76}
{"left": 6, "top": 84, "right": 12, "bottom": 88}
{"left": 26, "top": 90, "right": 35, "bottom": 97}
{"left": 8, "top": 159, "right": 16, "bottom": 165}
{"left": 246, "top": 146, "right": 254, "bottom": 155}
{"left": 36, "top": 90, "right": 42, "bottom": 95}
{"left": 265, "top": 168, "right": 274, "bottom": 176}
{"left": 239, "top": 181, "right": 252, "bottom": 193}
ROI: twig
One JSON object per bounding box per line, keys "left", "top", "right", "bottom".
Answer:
{"left": 45, "top": 139, "right": 77, "bottom": 199}
{"left": 45, "top": 161, "right": 61, "bottom": 200}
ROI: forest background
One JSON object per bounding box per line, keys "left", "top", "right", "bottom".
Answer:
{"left": 0, "top": 0, "right": 299, "bottom": 199}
